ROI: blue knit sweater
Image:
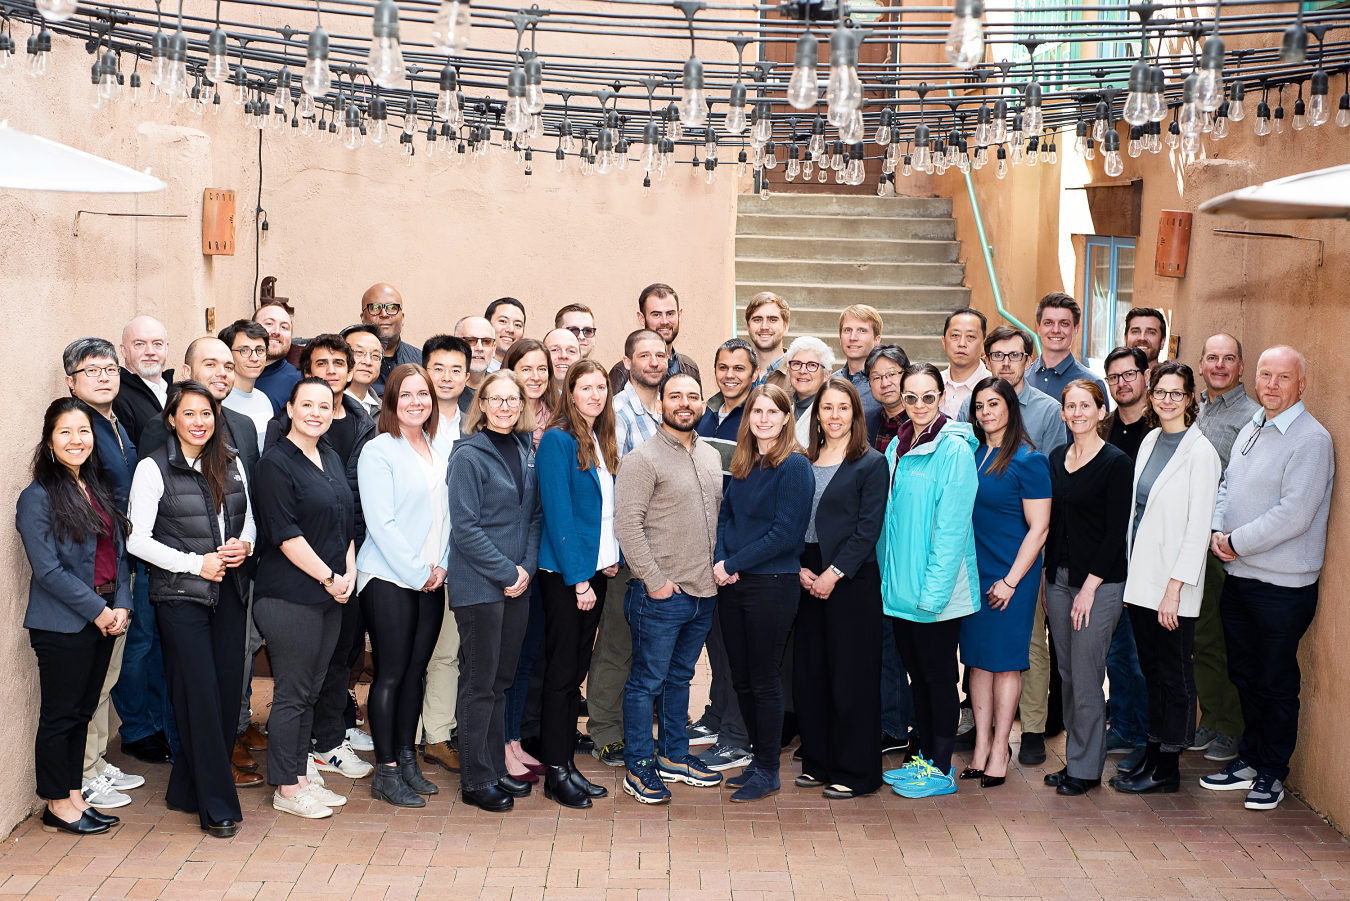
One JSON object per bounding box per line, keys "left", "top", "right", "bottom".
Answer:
{"left": 715, "top": 453, "right": 814, "bottom": 575}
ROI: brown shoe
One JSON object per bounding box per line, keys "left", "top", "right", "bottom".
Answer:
{"left": 232, "top": 763, "right": 264, "bottom": 787}
{"left": 240, "top": 724, "right": 268, "bottom": 751}
{"left": 232, "top": 737, "right": 258, "bottom": 771}
{"left": 422, "top": 740, "right": 460, "bottom": 774}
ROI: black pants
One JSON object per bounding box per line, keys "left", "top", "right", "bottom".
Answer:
{"left": 29, "top": 622, "right": 116, "bottom": 801}
{"left": 254, "top": 596, "right": 343, "bottom": 785}
{"left": 538, "top": 570, "right": 607, "bottom": 766}
{"left": 455, "top": 596, "right": 530, "bottom": 791}
{"left": 794, "top": 548, "right": 883, "bottom": 793}
{"left": 359, "top": 579, "right": 443, "bottom": 766}
{"left": 717, "top": 572, "right": 799, "bottom": 772}
{"left": 156, "top": 579, "right": 247, "bottom": 828}
{"left": 892, "top": 616, "right": 963, "bottom": 773}
{"left": 1127, "top": 604, "right": 1197, "bottom": 753}
{"left": 1221, "top": 575, "right": 1319, "bottom": 782}
{"left": 311, "top": 593, "right": 364, "bottom": 752}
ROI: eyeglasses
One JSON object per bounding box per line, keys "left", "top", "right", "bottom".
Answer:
{"left": 565, "top": 326, "right": 597, "bottom": 339}
{"left": 484, "top": 396, "right": 523, "bottom": 409}
{"left": 73, "top": 364, "right": 120, "bottom": 379}
{"left": 364, "top": 303, "right": 402, "bottom": 315}
{"left": 787, "top": 360, "right": 824, "bottom": 373}
{"left": 352, "top": 350, "right": 383, "bottom": 363}
{"left": 1106, "top": 370, "right": 1142, "bottom": 385}
{"left": 869, "top": 370, "right": 903, "bottom": 385}
{"left": 464, "top": 336, "right": 496, "bottom": 347}
{"left": 231, "top": 346, "right": 267, "bottom": 359}
{"left": 902, "top": 392, "right": 940, "bottom": 406}
{"left": 1151, "top": 388, "right": 1188, "bottom": 402}
{"left": 988, "top": 351, "right": 1027, "bottom": 363}
{"left": 1240, "top": 425, "right": 1264, "bottom": 456}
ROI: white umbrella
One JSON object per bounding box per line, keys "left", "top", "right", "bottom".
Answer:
{"left": 0, "top": 119, "right": 166, "bottom": 193}
{"left": 1198, "top": 163, "right": 1350, "bottom": 220}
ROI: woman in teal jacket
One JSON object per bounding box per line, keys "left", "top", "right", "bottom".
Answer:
{"left": 878, "top": 363, "right": 979, "bottom": 799}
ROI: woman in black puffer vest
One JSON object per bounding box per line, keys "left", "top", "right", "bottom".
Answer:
{"left": 127, "top": 381, "right": 255, "bottom": 839}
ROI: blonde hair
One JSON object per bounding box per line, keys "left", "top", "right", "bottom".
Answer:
{"left": 839, "top": 304, "right": 883, "bottom": 339}
{"left": 465, "top": 370, "right": 536, "bottom": 435}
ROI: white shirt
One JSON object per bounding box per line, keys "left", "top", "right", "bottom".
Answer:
{"left": 127, "top": 454, "right": 256, "bottom": 576}
{"left": 346, "top": 387, "right": 381, "bottom": 420}
{"left": 355, "top": 445, "right": 450, "bottom": 594}
{"left": 139, "top": 374, "right": 169, "bottom": 409}
{"left": 940, "top": 361, "right": 992, "bottom": 419}
{"left": 431, "top": 409, "right": 462, "bottom": 463}
{"left": 594, "top": 435, "right": 621, "bottom": 571}
{"left": 223, "top": 387, "right": 275, "bottom": 448}
{"left": 486, "top": 357, "right": 502, "bottom": 373}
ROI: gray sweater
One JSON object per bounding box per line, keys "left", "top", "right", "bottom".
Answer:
{"left": 1212, "top": 404, "right": 1334, "bottom": 587}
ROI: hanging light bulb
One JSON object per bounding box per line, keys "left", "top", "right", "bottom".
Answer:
{"left": 1254, "top": 98, "right": 1271, "bottom": 135}
{"left": 343, "top": 102, "right": 362, "bottom": 149}
{"left": 873, "top": 108, "right": 893, "bottom": 145}
{"left": 1148, "top": 67, "right": 1167, "bottom": 122}
{"left": 678, "top": 56, "right": 708, "bottom": 127}
{"left": 901, "top": 154, "right": 912, "bottom": 176}
{"left": 975, "top": 103, "right": 991, "bottom": 146}
{"left": 128, "top": 70, "right": 142, "bottom": 104}
{"left": 1281, "top": 20, "right": 1307, "bottom": 64}
{"left": 1179, "top": 72, "right": 1202, "bottom": 136}
{"left": 258, "top": 99, "right": 272, "bottom": 130}
{"left": 1148, "top": 120, "right": 1162, "bottom": 152}
{"left": 275, "top": 66, "right": 292, "bottom": 113}
{"left": 1010, "top": 137, "right": 1024, "bottom": 166}
{"left": 403, "top": 93, "right": 419, "bottom": 136}
{"left": 436, "top": 64, "right": 459, "bottom": 122}
{"left": 764, "top": 141, "right": 779, "bottom": 169}
{"left": 991, "top": 99, "right": 1008, "bottom": 144}
{"left": 1213, "top": 102, "right": 1230, "bottom": 138}
{"left": 1228, "top": 80, "right": 1246, "bottom": 121}
{"left": 1092, "top": 100, "right": 1108, "bottom": 142}
{"left": 877, "top": 174, "right": 888, "bottom": 196}
{"left": 502, "top": 65, "right": 530, "bottom": 134}
{"left": 1197, "top": 33, "right": 1225, "bottom": 112}
{"left": 0, "top": 34, "right": 13, "bottom": 70}
{"left": 303, "top": 26, "right": 331, "bottom": 97}
{"left": 825, "top": 24, "right": 862, "bottom": 126}
{"left": 234, "top": 65, "right": 247, "bottom": 104}
{"left": 202, "top": 27, "right": 230, "bottom": 85}
{"left": 704, "top": 127, "right": 718, "bottom": 162}
{"left": 1047, "top": 140, "right": 1057, "bottom": 165}
{"left": 1292, "top": 93, "right": 1306, "bottom": 130}
{"left": 370, "top": 96, "right": 389, "bottom": 145}
{"left": 973, "top": 145, "right": 987, "bottom": 169}
{"left": 786, "top": 143, "right": 800, "bottom": 180}
{"left": 1009, "top": 112, "right": 1024, "bottom": 161}
{"left": 944, "top": 0, "right": 984, "bottom": 69}
{"left": 299, "top": 90, "right": 315, "bottom": 119}
{"left": 90, "top": 61, "right": 107, "bottom": 109}
{"left": 1085, "top": 136, "right": 1096, "bottom": 160}
{"left": 96, "top": 50, "right": 122, "bottom": 103}
{"left": 1338, "top": 77, "right": 1350, "bottom": 127}
{"left": 787, "top": 31, "right": 819, "bottom": 109}
{"left": 995, "top": 144, "right": 1007, "bottom": 178}
{"left": 638, "top": 119, "right": 659, "bottom": 171}
{"left": 431, "top": 0, "right": 471, "bottom": 52}
{"left": 1074, "top": 119, "right": 1087, "bottom": 154}
{"left": 1274, "top": 98, "right": 1285, "bottom": 134}
{"left": 147, "top": 28, "right": 168, "bottom": 86}
{"left": 912, "top": 123, "right": 930, "bottom": 173}
{"left": 37, "top": 0, "right": 77, "bottom": 22}
{"left": 162, "top": 29, "right": 188, "bottom": 98}
{"left": 841, "top": 108, "right": 864, "bottom": 143}
{"left": 808, "top": 114, "right": 826, "bottom": 158}
{"left": 1102, "top": 129, "right": 1123, "bottom": 176}
{"left": 1127, "top": 125, "right": 1142, "bottom": 157}
{"left": 1038, "top": 134, "right": 1050, "bottom": 164}
{"left": 523, "top": 56, "right": 545, "bottom": 114}
{"left": 736, "top": 147, "right": 748, "bottom": 177}
{"left": 1023, "top": 82, "right": 1043, "bottom": 134}
{"left": 1124, "top": 59, "right": 1151, "bottom": 125}
{"left": 725, "top": 81, "right": 748, "bottom": 134}
{"left": 192, "top": 81, "right": 206, "bottom": 115}
{"left": 368, "top": 0, "right": 406, "bottom": 89}
{"left": 1309, "top": 69, "right": 1330, "bottom": 126}
{"left": 752, "top": 104, "right": 772, "bottom": 145}
{"left": 846, "top": 144, "right": 864, "bottom": 184}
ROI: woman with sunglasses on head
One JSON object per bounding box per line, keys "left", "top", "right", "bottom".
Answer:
{"left": 17, "top": 397, "right": 132, "bottom": 836}
{"left": 448, "top": 370, "right": 543, "bottom": 813}
{"left": 780, "top": 337, "right": 835, "bottom": 446}
{"left": 958, "top": 377, "right": 1052, "bottom": 789}
{"left": 1112, "top": 362, "right": 1219, "bottom": 794}
{"left": 127, "top": 381, "right": 255, "bottom": 838}
{"left": 878, "top": 364, "right": 979, "bottom": 799}
{"left": 1042, "top": 379, "right": 1133, "bottom": 797}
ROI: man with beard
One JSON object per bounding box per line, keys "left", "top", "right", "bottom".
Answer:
{"left": 743, "top": 293, "right": 789, "bottom": 384}
{"left": 453, "top": 316, "right": 498, "bottom": 414}
{"left": 114, "top": 316, "right": 171, "bottom": 449}
{"left": 1102, "top": 346, "right": 1152, "bottom": 461}
{"left": 613, "top": 330, "right": 670, "bottom": 457}
{"left": 253, "top": 302, "right": 302, "bottom": 415}
{"left": 1125, "top": 308, "right": 1168, "bottom": 371}
{"left": 609, "top": 284, "right": 700, "bottom": 394}
{"left": 361, "top": 283, "right": 421, "bottom": 391}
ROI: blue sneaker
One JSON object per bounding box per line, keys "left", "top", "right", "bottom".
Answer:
{"left": 657, "top": 754, "right": 723, "bottom": 787}
{"left": 891, "top": 760, "right": 957, "bottom": 798}
{"left": 1199, "top": 757, "right": 1258, "bottom": 792}
{"left": 623, "top": 758, "right": 672, "bottom": 805}
{"left": 883, "top": 755, "right": 930, "bottom": 786}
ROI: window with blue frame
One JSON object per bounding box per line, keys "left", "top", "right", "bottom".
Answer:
{"left": 1083, "top": 236, "right": 1136, "bottom": 365}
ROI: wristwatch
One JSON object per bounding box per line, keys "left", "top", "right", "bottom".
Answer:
{"left": 320, "top": 571, "right": 336, "bottom": 588}
{"left": 829, "top": 565, "right": 845, "bottom": 578}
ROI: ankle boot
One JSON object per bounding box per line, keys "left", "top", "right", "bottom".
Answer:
{"left": 397, "top": 748, "right": 439, "bottom": 795}
{"left": 566, "top": 760, "right": 608, "bottom": 798}
{"left": 1112, "top": 741, "right": 1159, "bottom": 786}
{"left": 543, "top": 765, "right": 592, "bottom": 809}
{"left": 371, "top": 763, "right": 426, "bottom": 808}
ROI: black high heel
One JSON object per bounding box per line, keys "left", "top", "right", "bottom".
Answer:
{"left": 981, "top": 745, "right": 1013, "bottom": 788}
{"left": 959, "top": 767, "right": 985, "bottom": 780}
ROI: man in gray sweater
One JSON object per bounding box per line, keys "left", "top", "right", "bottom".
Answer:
{"left": 1202, "top": 346, "right": 1334, "bottom": 811}
{"left": 614, "top": 372, "right": 725, "bottom": 805}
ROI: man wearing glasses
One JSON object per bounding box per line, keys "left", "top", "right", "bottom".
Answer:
{"left": 957, "top": 325, "right": 1065, "bottom": 459}
{"left": 220, "top": 319, "right": 275, "bottom": 447}
{"left": 453, "top": 316, "right": 499, "bottom": 414}
{"left": 554, "top": 304, "right": 598, "bottom": 360}
{"left": 1100, "top": 347, "right": 1152, "bottom": 461}
{"left": 360, "top": 283, "right": 421, "bottom": 391}
{"left": 1203, "top": 346, "right": 1333, "bottom": 811}
{"left": 341, "top": 324, "right": 385, "bottom": 419}
{"left": 113, "top": 316, "right": 172, "bottom": 450}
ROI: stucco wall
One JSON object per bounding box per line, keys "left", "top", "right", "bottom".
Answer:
{"left": 0, "top": 26, "right": 738, "bottom": 836}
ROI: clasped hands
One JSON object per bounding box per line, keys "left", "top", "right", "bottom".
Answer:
{"left": 199, "top": 538, "right": 252, "bottom": 582}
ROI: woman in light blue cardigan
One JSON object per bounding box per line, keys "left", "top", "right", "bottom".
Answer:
{"left": 356, "top": 364, "right": 450, "bottom": 809}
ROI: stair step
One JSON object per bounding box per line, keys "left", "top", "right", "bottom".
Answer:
{"left": 736, "top": 213, "right": 957, "bottom": 240}
{"left": 738, "top": 193, "right": 953, "bottom": 218}
{"left": 738, "top": 307, "right": 949, "bottom": 335}
{"left": 736, "top": 259, "right": 966, "bottom": 287}
{"left": 735, "top": 283, "right": 971, "bottom": 311}
{"left": 735, "top": 236, "right": 960, "bottom": 263}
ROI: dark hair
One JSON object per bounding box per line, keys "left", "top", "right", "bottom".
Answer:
{"left": 944, "top": 307, "right": 987, "bottom": 336}
{"left": 624, "top": 329, "right": 665, "bottom": 360}
{"left": 553, "top": 303, "right": 593, "bottom": 327}
{"left": 288, "top": 375, "right": 336, "bottom": 406}
{"left": 377, "top": 364, "right": 439, "bottom": 443}
{"left": 422, "top": 334, "right": 472, "bottom": 368}
{"left": 1125, "top": 307, "right": 1168, "bottom": 341}
{"left": 503, "top": 338, "right": 556, "bottom": 416}
{"left": 219, "top": 319, "right": 269, "bottom": 349}
{"left": 1144, "top": 361, "right": 1199, "bottom": 428}
{"left": 714, "top": 337, "right": 758, "bottom": 370}
{"left": 638, "top": 283, "right": 678, "bottom": 314}
{"left": 658, "top": 370, "right": 701, "bottom": 399}
{"left": 970, "top": 377, "right": 1031, "bottom": 477}
{"left": 31, "top": 397, "right": 128, "bottom": 545}
{"left": 806, "top": 377, "right": 869, "bottom": 463}
{"left": 485, "top": 297, "right": 527, "bottom": 324}
{"left": 300, "top": 333, "right": 354, "bottom": 374}
{"left": 62, "top": 337, "right": 118, "bottom": 376}
{"left": 1104, "top": 345, "right": 1149, "bottom": 374}
{"left": 865, "top": 344, "right": 910, "bottom": 376}
{"left": 1036, "top": 292, "right": 1082, "bottom": 327}
{"left": 730, "top": 384, "right": 801, "bottom": 479}
{"left": 163, "top": 381, "right": 236, "bottom": 512}
{"left": 984, "top": 325, "right": 1035, "bottom": 357}
{"left": 548, "top": 359, "right": 619, "bottom": 473}
{"left": 340, "top": 323, "right": 381, "bottom": 343}
{"left": 900, "top": 362, "right": 945, "bottom": 394}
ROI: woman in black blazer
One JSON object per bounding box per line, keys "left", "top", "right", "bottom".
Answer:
{"left": 16, "top": 397, "right": 132, "bottom": 836}
{"left": 793, "top": 377, "right": 890, "bottom": 798}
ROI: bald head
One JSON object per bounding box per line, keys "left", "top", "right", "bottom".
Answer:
{"left": 454, "top": 316, "right": 496, "bottom": 375}
{"left": 1199, "top": 333, "right": 1245, "bottom": 396}
{"left": 1254, "top": 345, "right": 1307, "bottom": 418}
{"left": 182, "top": 337, "right": 235, "bottom": 401}
{"left": 361, "top": 283, "right": 405, "bottom": 347}
{"left": 120, "top": 316, "right": 169, "bottom": 381}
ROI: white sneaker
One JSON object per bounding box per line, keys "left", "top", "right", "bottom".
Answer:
{"left": 98, "top": 764, "right": 145, "bottom": 791}
{"left": 314, "top": 742, "right": 374, "bottom": 779}
{"left": 956, "top": 707, "right": 975, "bottom": 736}
{"left": 346, "top": 727, "right": 375, "bottom": 751}
{"left": 306, "top": 755, "right": 327, "bottom": 786}
{"left": 82, "top": 774, "right": 132, "bottom": 809}
{"left": 303, "top": 783, "right": 348, "bottom": 807}
{"left": 273, "top": 788, "right": 332, "bottom": 819}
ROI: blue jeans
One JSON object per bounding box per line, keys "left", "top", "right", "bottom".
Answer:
{"left": 111, "top": 564, "right": 176, "bottom": 748}
{"left": 1106, "top": 609, "right": 1149, "bottom": 747}
{"left": 622, "top": 580, "right": 715, "bottom": 767}
{"left": 503, "top": 579, "right": 545, "bottom": 743}
{"left": 881, "top": 626, "right": 914, "bottom": 739}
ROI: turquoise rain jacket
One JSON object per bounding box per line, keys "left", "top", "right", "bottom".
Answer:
{"left": 879, "top": 420, "right": 981, "bottom": 623}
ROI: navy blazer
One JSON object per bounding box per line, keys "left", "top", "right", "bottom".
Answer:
{"left": 537, "top": 427, "right": 607, "bottom": 585}
{"left": 16, "top": 481, "right": 132, "bottom": 632}
{"left": 810, "top": 447, "right": 890, "bottom": 577}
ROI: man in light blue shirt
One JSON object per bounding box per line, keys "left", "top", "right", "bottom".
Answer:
{"left": 957, "top": 325, "right": 1066, "bottom": 457}
{"left": 1027, "top": 293, "right": 1106, "bottom": 406}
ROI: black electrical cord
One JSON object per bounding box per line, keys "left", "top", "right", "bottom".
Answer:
{"left": 252, "top": 127, "right": 265, "bottom": 310}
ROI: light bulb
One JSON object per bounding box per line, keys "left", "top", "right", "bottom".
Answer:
{"left": 752, "top": 112, "right": 772, "bottom": 146}
{"left": 302, "top": 117, "right": 315, "bottom": 136}
{"left": 1213, "top": 115, "right": 1229, "bottom": 139}
{"left": 303, "top": 28, "right": 331, "bottom": 96}
{"left": 1309, "top": 94, "right": 1328, "bottom": 127}
{"left": 1092, "top": 118, "right": 1105, "bottom": 142}
{"left": 678, "top": 56, "right": 708, "bottom": 127}
{"left": 524, "top": 57, "right": 545, "bottom": 114}
{"left": 787, "top": 158, "right": 799, "bottom": 180}
{"left": 1254, "top": 114, "right": 1271, "bottom": 136}
{"left": 877, "top": 176, "right": 887, "bottom": 196}
{"left": 1179, "top": 101, "right": 1202, "bottom": 136}
{"left": 1010, "top": 141, "right": 1023, "bottom": 165}
{"left": 841, "top": 109, "right": 864, "bottom": 143}
{"left": 760, "top": 178, "right": 770, "bottom": 200}
{"left": 803, "top": 159, "right": 813, "bottom": 177}
{"left": 847, "top": 157, "right": 864, "bottom": 184}
{"left": 368, "top": 0, "right": 406, "bottom": 89}
{"left": 1075, "top": 134, "right": 1086, "bottom": 153}
{"left": 1085, "top": 139, "right": 1096, "bottom": 160}
{"left": 1048, "top": 144, "right": 1057, "bottom": 165}
{"left": 1197, "top": 37, "right": 1225, "bottom": 112}
{"left": 98, "top": 52, "right": 120, "bottom": 102}
{"left": 996, "top": 157, "right": 1007, "bottom": 178}
{"left": 345, "top": 127, "right": 360, "bottom": 150}
{"left": 431, "top": 0, "right": 472, "bottom": 51}
{"left": 1275, "top": 110, "right": 1284, "bottom": 134}
{"left": 901, "top": 155, "right": 912, "bottom": 177}
{"left": 725, "top": 104, "right": 747, "bottom": 135}
{"left": 825, "top": 24, "right": 861, "bottom": 124}
{"left": 818, "top": 163, "right": 828, "bottom": 182}
{"left": 503, "top": 97, "right": 529, "bottom": 134}
{"left": 1228, "top": 97, "right": 1246, "bottom": 121}
{"left": 1338, "top": 97, "right": 1350, "bottom": 127}
{"left": 914, "top": 146, "right": 929, "bottom": 171}
{"left": 765, "top": 144, "right": 779, "bottom": 169}
{"left": 205, "top": 28, "right": 230, "bottom": 84}
{"left": 36, "top": 0, "right": 78, "bottom": 22}
{"left": 1104, "top": 149, "right": 1123, "bottom": 177}
{"left": 944, "top": 0, "right": 984, "bottom": 69}
{"left": 1123, "top": 60, "right": 1150, "bottom": 125}
{"left": 973, "top": 146, "right": 987, "bottom": 168}
{"left": 787, "top": 32, "right": 819, "bottom": 109}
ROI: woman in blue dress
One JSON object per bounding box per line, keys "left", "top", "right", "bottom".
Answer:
{"left": 959, "top": 377, "right": 1051, "bottom": 788}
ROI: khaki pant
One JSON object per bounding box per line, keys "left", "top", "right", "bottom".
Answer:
{"left": 420, "top": 604, "right": 460, "bottom": 745}
{"left": 1019, "top": 599, "right": 1050, "bottom": 733}
{"left": 586, "top": 566, "right": 632, "bottom": 749}
{"left": 83, "top": 632, "right": 127, "bottom": 779}
{"left": 1195, "top": 552, "right": 1244, "bottom": 737}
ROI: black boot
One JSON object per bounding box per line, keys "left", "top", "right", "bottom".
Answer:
{"left": 544, "top": 766, "right": 592, "bottom": 809}
{"left": 566, "top": 760, "right": 608, "bottom": 798}
{"left": 1115, "top": 749, "right": 1180, "bottom": 794}
{"left": 1111, "top": 740, "right": 1159, "bottom": 786}
{"left": 397, "top": 748, "right": 439, "bottom": 795}
{"left": 372, "top": 763, "right": 426, "bottom": 808}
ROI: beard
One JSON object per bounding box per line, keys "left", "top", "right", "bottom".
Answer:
{"left": 133, "top": 360, "right": 163, "bottom": 379}
{"left": 662, "top": 409, "right": 696, "bottom": 432}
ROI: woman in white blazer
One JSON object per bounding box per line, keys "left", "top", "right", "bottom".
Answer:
{"left": 1113, "top": 361, "right": 1220, "bottom": 796}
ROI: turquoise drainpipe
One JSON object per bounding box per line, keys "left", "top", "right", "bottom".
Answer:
{"left": 958, "top": 165, "right": 1040, "bottom": 354}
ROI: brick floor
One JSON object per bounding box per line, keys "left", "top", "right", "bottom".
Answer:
{"left": 5, "top": 676, "right": 1347, "bottom": 901}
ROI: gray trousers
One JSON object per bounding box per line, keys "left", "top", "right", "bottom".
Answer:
{"left": 252, "top": 596, "right": 343, "bottom": 785}
{"left": 1044, "top": 568, "right": 1124, "bottom": 781}
{"left": 586, "top": 564, "right": 632, "bottom": 749}
{"left": 454, "top": 597, "right": 529, "bottom": 792}
{"left": 239, "top": 584, "right": 264, "bottom": 734}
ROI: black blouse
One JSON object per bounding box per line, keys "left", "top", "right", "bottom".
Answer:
{"left": 1044, "top": 441, "right": 1133, "bottom": 587}
{"left": 254, "top": 438, "right": 355, "bottom": 604}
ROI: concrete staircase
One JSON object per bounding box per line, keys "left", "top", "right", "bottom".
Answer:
{"left": 735, "top": 194, "right": 969, "bottom": 365}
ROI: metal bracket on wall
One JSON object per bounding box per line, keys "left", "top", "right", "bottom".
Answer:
{"left": 73, "top": 211, "right": 188, "bottom": 237}
{"left": 1212, "top": 229, "right": 1324, "bottom": 267}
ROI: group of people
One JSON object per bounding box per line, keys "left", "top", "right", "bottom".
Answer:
{"left": 17, "top": 280, "right": 1332, "bottom": 838}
